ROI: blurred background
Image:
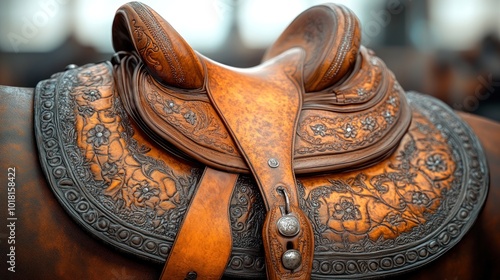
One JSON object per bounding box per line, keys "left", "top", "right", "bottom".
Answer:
{"left": 0, "top": 0, "right": 499, "bottom": 121}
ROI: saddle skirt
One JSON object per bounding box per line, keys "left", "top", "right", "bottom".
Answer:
{"left": 34, "top": 2, "right": 488, "bottom": 279}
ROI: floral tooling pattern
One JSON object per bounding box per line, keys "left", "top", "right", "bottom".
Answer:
{"left": 69, "top": 63, "right": 198, "bottom": 237}
{"left": 35, "top": 62, "right": 488, "bottom": 279}
{"left": 300, "top": 110, "right": 456, "bottom": 252}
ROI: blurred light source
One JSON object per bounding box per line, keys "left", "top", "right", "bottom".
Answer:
{"left": 1, "top": 0, "right": 498, "bottom": 54}
{"left": 238, "top": 0, "right": 309, "bottom": 48}
{"left": 142, "top": 0, "right": 232, "bottom": 53}
{"left": 0, "top": 0, "right": 71, "bottom": 52}
{"left": 429, "top": 0, "right": 496, "bottom": 50}
{"left": 74, "top": 0, "right": 232, "bottom": 53}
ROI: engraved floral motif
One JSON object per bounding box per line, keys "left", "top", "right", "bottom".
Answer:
{"left": 230, "top": 176, "right": 265, "bottom": 248}
{"left": 35, "top": 62, "right": 488, "bottom": 278}
{"left": 387, "top": 96, "right": 397, "bottom": 106}
{"left": 343, "top": 123, "right": 357, "bottom": 138}
{"left": 87, "top": 124, "right": 111, "bottom": 148}
{"left": 101, "top": 161, "right": 118, "bottom": 178}
{"left": 332, "top": 197, "right": 361, "bottom": 221}
{"left": 310, "top": 124, "right": 327, "bottom": 137}
{"left": 163, "top": 100, "right": 180, "bottom": 114}
{"left": 385, "top": 212, "right": 404, "bottom": 226}
{"left": 133, "top": 181, "right": 160, "bottom": 202}
{"left": 425, "top": 154, "right": 447, "bottom": 172}
{"left": 382, "top": 110, "right": 394, "bottom": 124}
{"left": 82, "top": 89, "right": 101, "bottom": 102}
{"left": 361, "top": 117, "right": 377, "bottom": 131}
{"left": 301, "top": 112, "right": 458, "bottom": 253}
{"left": 184, "top": 111, "right": 197, "bottom": 125}
{"left": 357, "top": 88, "right": 366, "bottom": 96}
{"left": 296, "top": 89, "right": 401, "bottom": 154}
{"left": 412, "top": 192, "right": 430, "bottom": 205}
{"left": 145, "top": 90, "right": 236, "bottom": 154}
{"left": 78, "top": 105, "right": 95, "bottom": 117}
{"left": 35, "top": 60, "right": 488, "bottom": 278}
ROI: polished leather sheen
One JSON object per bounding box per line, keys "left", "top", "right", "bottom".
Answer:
{"left": 160, "top": 168, "right": 237, "bottom": 279}
{"left": 31, "top": 2, "right": 489, "bottom": 280}
{"left": 112, "top": 2, "right": 412, "bottom": 175}
{"left": 206, "top": 49, "right": 313, "bottom": 279}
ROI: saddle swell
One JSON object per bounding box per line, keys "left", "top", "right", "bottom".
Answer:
{"left": 112, "top": 3, "right": 411, "bottom": 175}
{"left": 33, "top": 1, "right": 489, "bottom": 280}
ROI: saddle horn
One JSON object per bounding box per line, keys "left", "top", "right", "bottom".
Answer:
{"left": 112, "top": 2, "right": 204, "bottom": 89}
{"left": 263, "top": 4, "right": 361, "bottom": 92}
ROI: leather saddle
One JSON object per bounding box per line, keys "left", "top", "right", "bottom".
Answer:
{"left": 34, "top": 2, "right": 488, "bottom": 279}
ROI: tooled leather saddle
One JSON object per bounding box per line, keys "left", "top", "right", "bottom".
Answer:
{"left": 34, "top": 2, "right": 488, "bottom": 279}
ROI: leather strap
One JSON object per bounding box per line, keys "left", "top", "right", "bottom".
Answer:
{"left": 160, "top": 167, "right": 238, "bottom": 280}
{"left": 206, "top": 48, "right": 314, "bottom": 279}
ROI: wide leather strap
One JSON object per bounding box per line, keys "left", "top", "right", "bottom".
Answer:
{"left": 160, "top": 167, "right": 238, "bottom": 279}
{"left": 206, "top": 48, "right": 314, "bottom": 279}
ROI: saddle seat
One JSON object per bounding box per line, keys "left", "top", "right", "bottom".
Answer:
{"left": 33, "top": 2, "right": 489, "bottom": 280}
{"left": 112, "top": 2, "right": 411, "bottom": 174}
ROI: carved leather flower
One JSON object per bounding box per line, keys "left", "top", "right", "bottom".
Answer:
{"left": 383, "top": 110, "right": 394, "bottom": 124}
{"left": 361, "top": 117, "right": 376, "bottom": 131}
{"left": 78, "top": 105, "right": 95, "bottom": 117}
{"left": 387, "top": 96, "right": 397, "bottom": 106}
{"left": 82, "top": 89, "right": 101, "bottom": 102}
{"left": 386, "top": 212, "right": 404, "bottom": 226}
{"left": 425, "top": 154, "right": 447, "bottom": 172}
{"left": 412, "top": 192, "right": 430, "bottom": 205}
{"left": 310, "top": 123, "right": 327, "bottom": 137}
{"left": 343, "top": 123, "right": 357, "bottom": 138}
{"left": 332, "top": 197, "right": 361, "bottom": 221}
{"left": 101, "top": 161, "right": 118, "bottom": 178}
{"left": 133, "top": 181, "right": 160, "bottom": 203}
{"left": 87, "top": 124, "right": 111, "bottom": 148}
{"left": 163, "top": 100, "right": 180, "bottom": 114}
{"left": 184, "top": 111, "right": 197, "bottom": 125}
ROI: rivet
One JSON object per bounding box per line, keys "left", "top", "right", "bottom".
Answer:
{"left": 185, "top": 271, "right": 197, "bottom": 280}
{"left": 268, "top": 158, "right": 280, "bottom": 168}
{"left": 65, "top": 64, "right": 78, "bottom": 70}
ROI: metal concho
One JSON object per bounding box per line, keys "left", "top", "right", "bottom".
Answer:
{"left": 277, "top": 215, "right": 300, "bottom": 237}
{"left": 282, "top": 249, "right": 302, "bottom": 270}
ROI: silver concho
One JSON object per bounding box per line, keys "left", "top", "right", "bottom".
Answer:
{"left": 282, "top": 249, "right": 302, "bottom": 270}
{"left": 277, "top": 215, "right": 300, "bottom": 237}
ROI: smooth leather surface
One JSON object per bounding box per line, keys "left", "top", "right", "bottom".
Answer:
{"left": 161, "top": 168, "right": 238, "bottom": 280}
{"left": 206, "top": 49, "right": 313, "bottom": 279}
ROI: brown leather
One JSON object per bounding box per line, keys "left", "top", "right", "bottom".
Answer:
{"left": 107, "top": 2, "right": 476, "bottom": 279}
{"left": 206, "top": 48, "right": 313, "bottom": 279}
{"left": 0, "top": 86, "right": 162, "bottom": 280}
{"left": 160, "top": 168, "right": 237, "bottom": 280}
{"left": 263, "top": 4, "right": 361, "bottom": 92}
{"left": 112, "top": 2, "right": 412, "bottom": 175}
{"left": 2, "top": 85, "right": 497, "bottom": 279}
{"left": 262, "top": 205, "right": 314, "bottom": 280}
{"left": 113, "top": 2, "right": 204, "bottom": 89}
{"left": 20, "top": 2, "right": 491, "bottom": 280}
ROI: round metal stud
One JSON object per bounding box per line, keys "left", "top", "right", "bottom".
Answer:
{"left": 277, "top": 215, "right": 300, "bottom": 237}
{"left": 186, "top": 271, "right": 197, "bottom": 280}
{"left": 282, "top": 249, "right": 302, "bottom": 270}
{"left": 65, "top": 64, "right": 78, "bottom": 70}
{"left": 268, "top": 158, "right": 280, "bottom": 168}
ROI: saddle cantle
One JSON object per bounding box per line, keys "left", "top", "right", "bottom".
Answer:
{"left": 34, "top": 2, "right": 488, "bottom": 279}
